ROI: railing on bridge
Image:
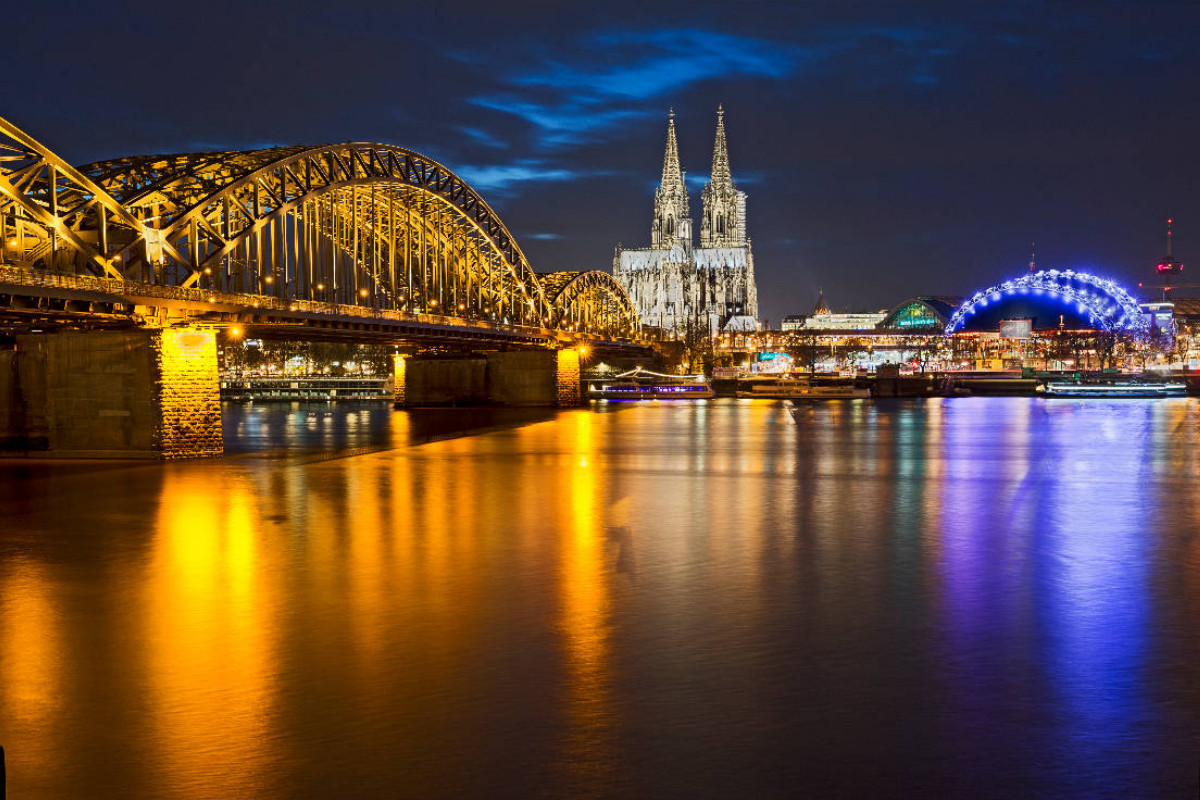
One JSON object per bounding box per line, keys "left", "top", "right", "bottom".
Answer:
{"left": 0, "top": 116, "right": 639, "bottom": 342}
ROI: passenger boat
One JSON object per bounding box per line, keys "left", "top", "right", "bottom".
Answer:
{"left": 588, "top": 368, "right": 714, "bottom": 400}
{"left": 1039, "top": 381, "right": 1187, "bottom": 398}
{"left": 737, "top": 378, "right": 869, "bottom": 400}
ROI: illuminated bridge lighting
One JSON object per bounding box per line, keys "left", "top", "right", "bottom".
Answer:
{"left": 945, "top": 270, "right": 1148, "bottom": 336}
{"left": 0, "top": 115, "right": 640, "bottom": 343}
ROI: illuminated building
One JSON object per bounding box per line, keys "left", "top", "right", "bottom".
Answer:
{"left": 877, "top": 297, "right": 959, "bottom": 333}
{"left": 780, "top": 315, "right": 806, "bottom": 331}
{"left": 614, "top": 108, "right": 759, "bottom": 334}
{"left": 726, "top": 271, "right": 1172, "bottom": 373}
{"left": 802, "top": 291, "right": 886, "bottom": 330}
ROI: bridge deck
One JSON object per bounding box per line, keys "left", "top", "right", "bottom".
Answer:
{"left": 0, "top": 266, "right": 652, "bottom": 350}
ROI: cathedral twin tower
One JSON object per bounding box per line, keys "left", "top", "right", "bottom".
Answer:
{"left": 614, "top": 107, "right": 759, "bottom": 334}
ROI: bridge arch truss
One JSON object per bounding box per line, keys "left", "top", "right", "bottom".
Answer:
{"left": 539, "top": 270, "right": 640, "bottom": 340}
{"left": 0, "top": 116, "right": 638, "bottom": 339}
{"left": 944, "top": 269, "right": 1147, "bottom": 336}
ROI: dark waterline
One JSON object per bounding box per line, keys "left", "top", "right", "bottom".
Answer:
{"left": 220, "top": 400, "right": 562, "bottom": 457}
{"left": 0, "top": 398, "right": 1196, "bottom": 799}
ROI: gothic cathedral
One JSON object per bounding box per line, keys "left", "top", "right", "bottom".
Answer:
{"left": 614, "top": 107, "right": 759, "bottom": 334}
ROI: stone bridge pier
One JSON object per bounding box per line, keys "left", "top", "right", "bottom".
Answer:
{"left": 393, "top": 349, "right": 581, "bottom": 408}
{"left": 0, "top": 327, "right": 223, "bottom": 459}
{"left": 0, "top": 332, "right": 584, "bottom": 459}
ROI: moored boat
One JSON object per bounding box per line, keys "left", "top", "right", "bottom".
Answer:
{"left": 1040, "top": 381, "right": 1187, "bottom": 398}
{"left": 588, "top": 368, "right": 714, "bottom": 400}
{"left": 737, "top": 377, "right": 869, "bottom": 400}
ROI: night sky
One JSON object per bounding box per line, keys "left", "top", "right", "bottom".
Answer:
{"left": 6, "top": 1, "right": 1199, "bottom": 324}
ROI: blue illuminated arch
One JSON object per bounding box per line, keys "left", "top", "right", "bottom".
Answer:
{"left": 944, "top": 270, "right": 1147, "bottom": 335}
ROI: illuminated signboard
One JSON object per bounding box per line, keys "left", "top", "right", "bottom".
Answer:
{"left": 752, "top": 352, "right": 792, "bottom": 374}
{"left": 999, "top": 319, "right": 1033, "bottom": 339}
{"left": 891, "top": 303, "right": 938, "bottom": 329}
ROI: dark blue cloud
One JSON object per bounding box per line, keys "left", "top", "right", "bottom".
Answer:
{"left": 454, "top": 160, "right": 606, "bottom": 196}
{"left": 464, "top": 28, "right": 809, "bottom": 151}
{"left": 513, "top": 29, "right": 800, "bottom": 98}
{"left": 462, "top": 22, "right": 973, "bottom": 162}
{"left": 456, "top": 126, "right": 510, "bottom": 150}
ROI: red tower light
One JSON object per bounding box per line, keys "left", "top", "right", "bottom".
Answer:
{"left": 1155, "top": 218, "right": 1183, "bottom": 277}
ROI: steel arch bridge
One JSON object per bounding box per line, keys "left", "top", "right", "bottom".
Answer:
{"left": 0, "top": 115, "right": 639, "bottom": 343}
{"left": 539, "top": 270, "right": 638, "bottom": 334}
{"left": 944, "top": 269, "right": 1148, "bottom": 336}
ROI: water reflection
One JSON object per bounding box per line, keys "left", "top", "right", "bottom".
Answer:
{"left": 0, "top": 559, "right": 62, "bottom": 794}
{"left": 1039, "top": 402, "right": 1154, "bottom": 793}
{"left": 557, "top": 410, "right": 616, "bottom": 790}
{"left": 146, "top": 469, "right": 280, "bottom": 797}
{"left": 0, "top": 398, "right": 1196, "bottom": 798}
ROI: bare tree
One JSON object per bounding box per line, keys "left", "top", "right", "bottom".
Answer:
{"left": 786, "top": 330, "right": 823, "bottom": 375}
{"left": 1144, "top": 326, "right": 1176, "bottom": 370}
{"left": 679, "top": 317, "right": 714, "bottom": 375}
{"left": 1092, "top": 330, "right": 1126, "bottom": 371}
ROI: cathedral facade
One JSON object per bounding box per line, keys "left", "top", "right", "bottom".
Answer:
{"left": 613, "top": 107, "right": 759, "bottom": 335}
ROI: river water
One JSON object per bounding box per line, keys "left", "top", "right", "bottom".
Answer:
{"left": 0, "top": 398, "right": 1196, "bottom": 799}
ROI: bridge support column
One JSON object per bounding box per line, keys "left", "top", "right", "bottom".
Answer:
{"left": 7, "top": 327, "right": 223, "bottom": 459}
{"left": 153, "top": 328, "right": 223, "bottom": 458}
{"left": 397, "top": 349, "right": 582, "bottom": 407}
{"left": 556, "top": 349, "right": 581, "bottom": 407}
{"left": 392, "top": 353, "right": 408, "bottom": 408}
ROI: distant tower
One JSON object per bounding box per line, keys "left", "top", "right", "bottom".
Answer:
{"left": 700, "top": 105, "right": 748, "bottom": 248}
{"left": 1029, "top": 242, "right": 1036, "bottom": 272}
{"left": 650, "top": 109, "right": 692, "bottom": 249}
{"left": 1156, "top": 218, "right": 1183, "bottom": 291}
{"left": 814, "top": 289, "right": 830, "bottom": 316}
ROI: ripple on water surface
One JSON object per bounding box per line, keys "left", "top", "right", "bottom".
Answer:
{"left": 0, "top": 397, "right": 1196, "bottom": 799}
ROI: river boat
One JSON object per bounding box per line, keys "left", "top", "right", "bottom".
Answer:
{"left": 1040, "top": 381, "right": 1187, "bottom": 398}
{"left": 588, "top": 368, "right": 714, "bottom": 400}
{"left": 738, "top": 378, "right": 869, "bottom": 400}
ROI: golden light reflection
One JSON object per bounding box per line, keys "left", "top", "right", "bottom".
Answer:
{"left": 0, "top": 559, "right": 62, "bottom": 782}
{"left": 145, "top": 468, "right": 278, "bottom": 797}
{"left": 558, "top": 409, "right": 616, "bottom": 786}
{"left": 344, "top": 458, "right": 390, "bottom": 671}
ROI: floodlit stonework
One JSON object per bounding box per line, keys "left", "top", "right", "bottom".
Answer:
{"left": 7, "top": 327, "right": 222, "bottom": 458}
{"left": 614, "top": 107, "right": 759, "bottom": 335}
{"left": 153, "top": 327, "right": 223, "bottom": 458}
{"left": 556, "top": 349, "right": 581, "bottom": 406}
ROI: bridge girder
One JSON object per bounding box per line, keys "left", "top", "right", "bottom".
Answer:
{"left": 0, "top": 116, "right": 640, "bottom": 342}
{"left": 539, "top": 270, "right": 640, "bottom": 340}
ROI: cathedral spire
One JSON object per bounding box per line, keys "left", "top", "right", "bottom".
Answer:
{"left": 615, "top": 108, "right": 758, "bottom": 336}
{"left": 660, "top": 108, "right": 685, "bottom": 193}
{"left": 700, "top": 104, "right": 746, "bottom": 248}
{"left": 651, "top": 108, "right": 691, "bottom": 248}
{"left": 709, "top": 104, "right": 733, "bottom": 191}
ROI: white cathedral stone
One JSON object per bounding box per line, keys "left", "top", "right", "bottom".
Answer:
{"left": 613, "top": 107, "right": 759, "bottom": 335}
